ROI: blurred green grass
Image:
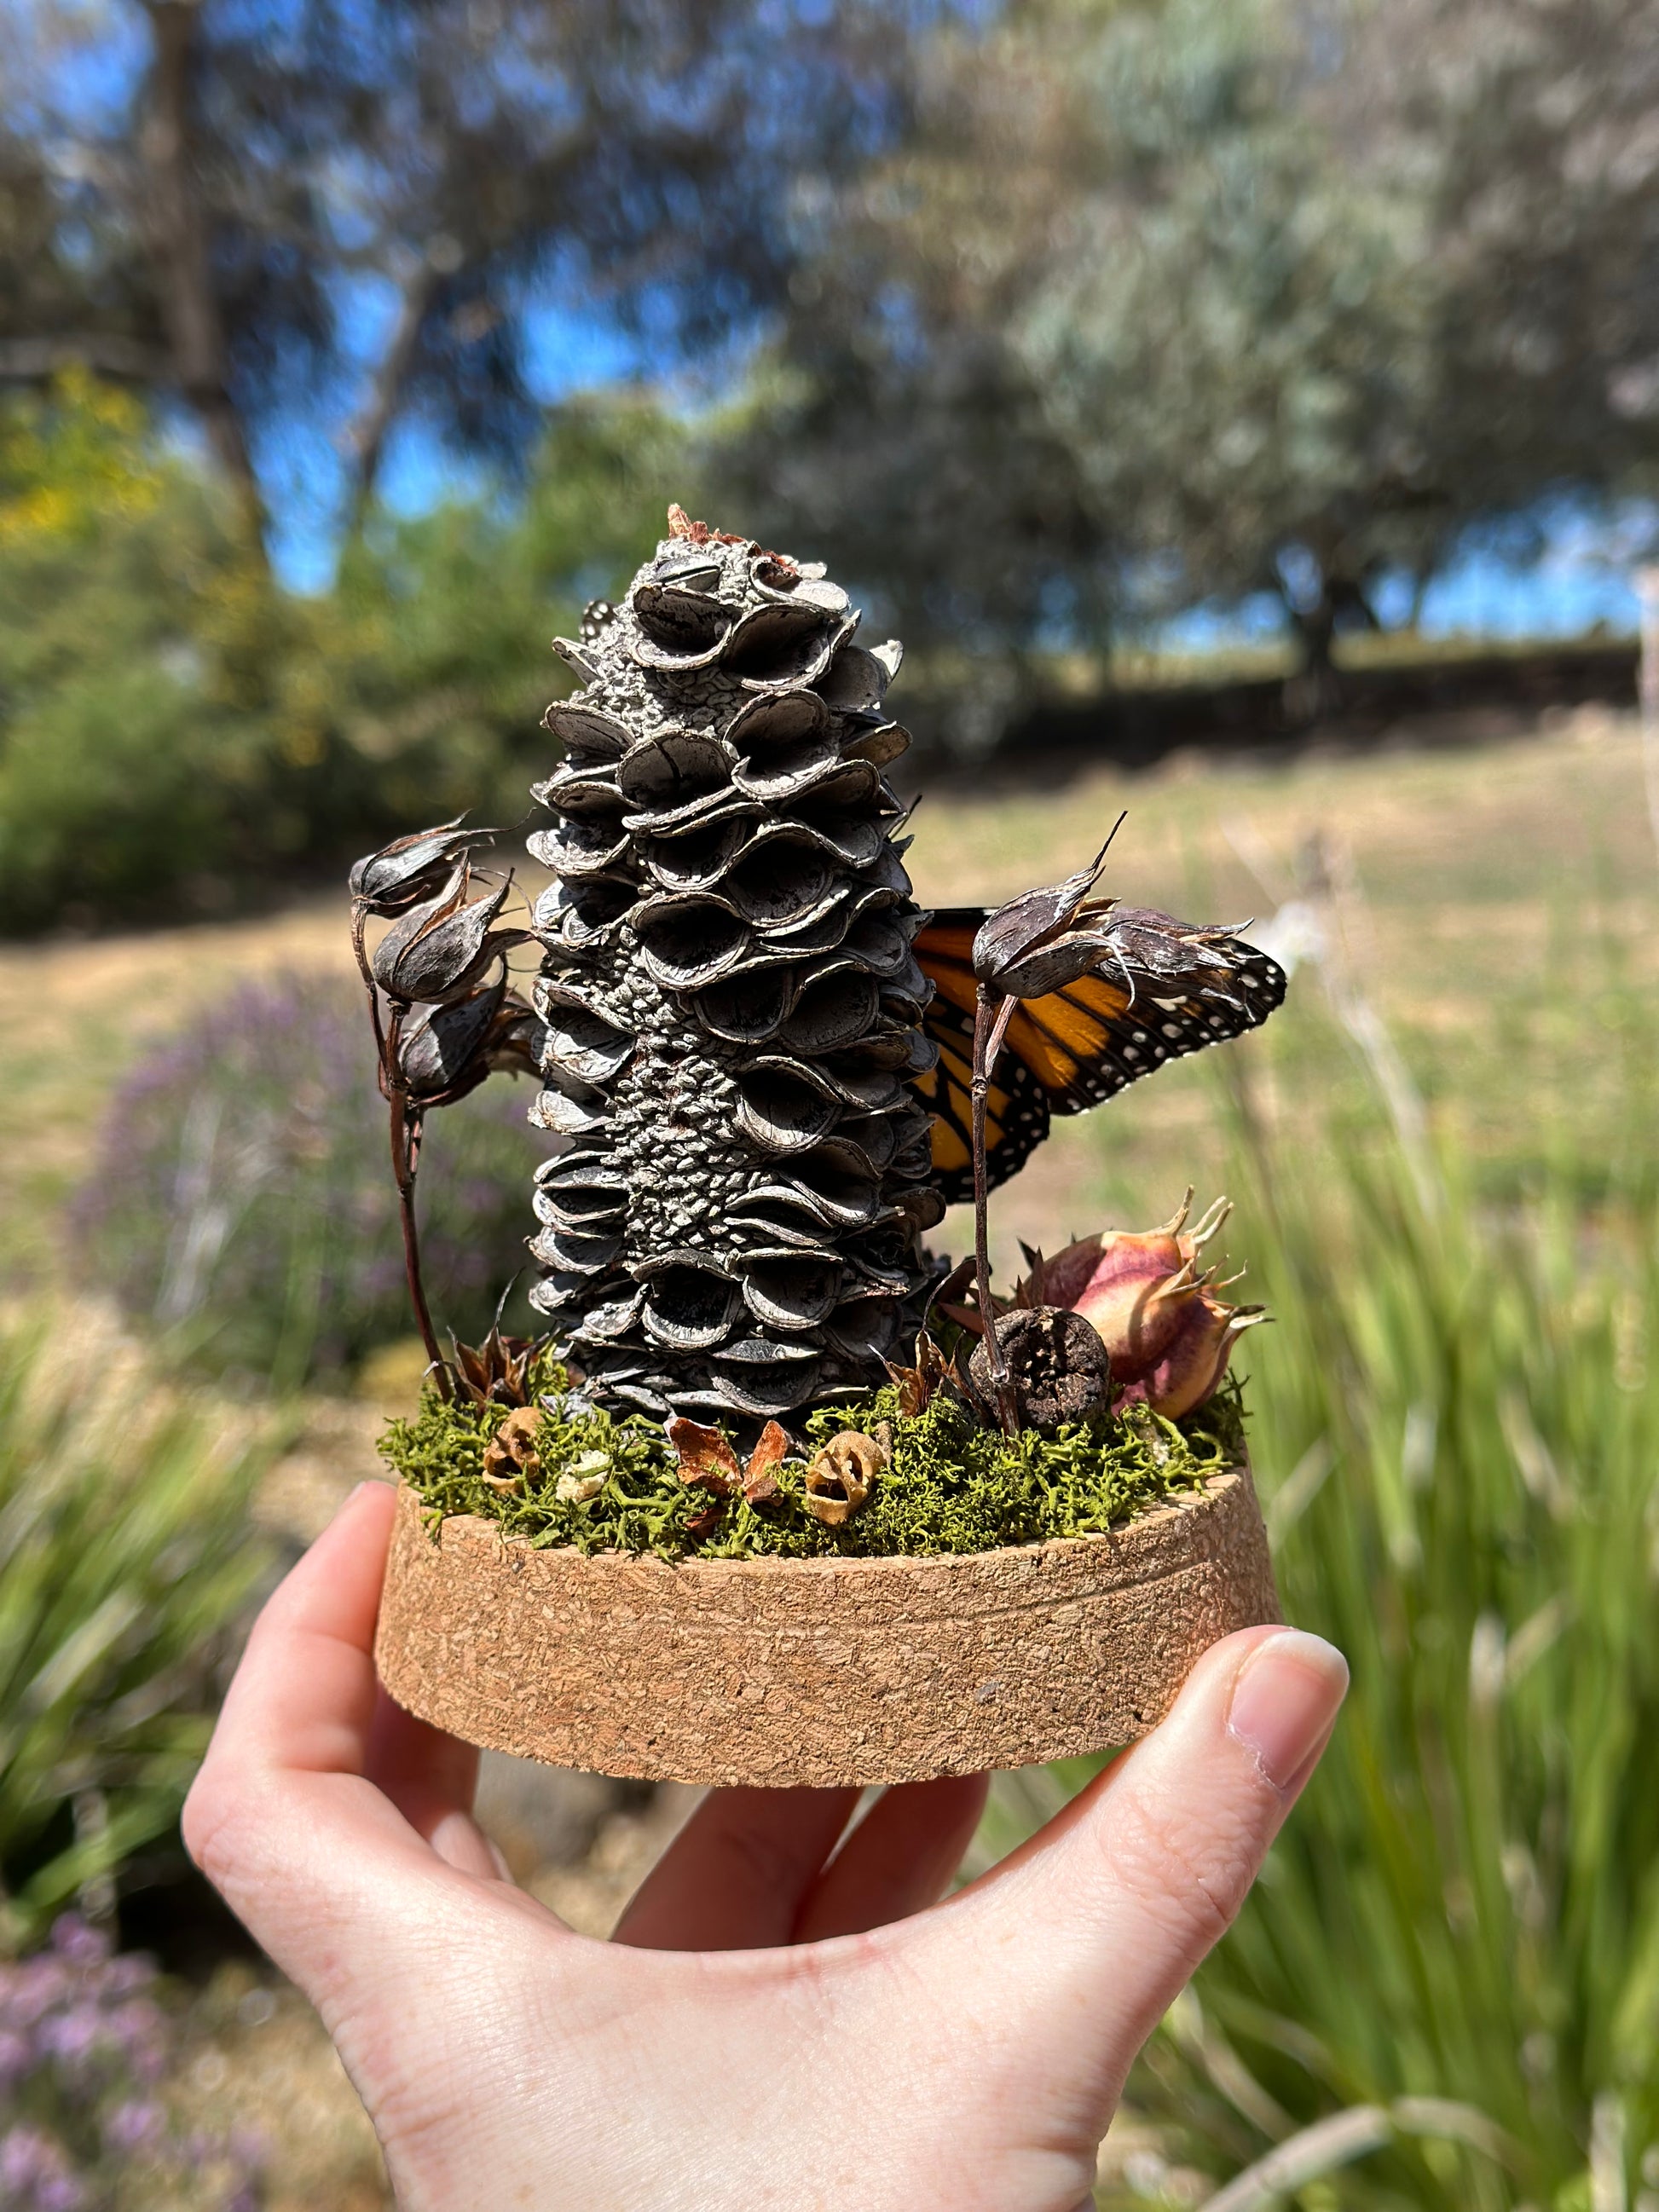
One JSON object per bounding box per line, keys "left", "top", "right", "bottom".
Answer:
{"left": 968, "top": 848, "right": 1659, "bottom": 2207}
{"left": 0, "top": 1309, "right": 272, "bottom": 1946}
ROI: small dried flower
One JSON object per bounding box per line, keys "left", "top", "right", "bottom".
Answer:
{"left": 883, "top": 1328, "right": 960, "bottom": 1418}
{"left": 453, "top": 1329, "right": 542, "bottom": 1409}
{"left": 803, "top": 1430, "right": 888, "bottom": 1525}
{"left": 555, "top": 1453, "right": 609, "bottom": 1504}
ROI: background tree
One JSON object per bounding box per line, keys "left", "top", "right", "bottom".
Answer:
{"left": 719, "top": 0, "right": 1659, "bottom": 699}
{"left": 0, "top": 0, "right": 924, "bottom": 554}
{"left": 713, "top": 6, "right": 1120, "bottom": 710}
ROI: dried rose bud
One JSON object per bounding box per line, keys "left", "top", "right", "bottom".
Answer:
{"left": 1014, "top": 1192, "right": 1266, "bottom": 1419}
{"left": 349, "top": 819, "right": 494, "bottom": 915}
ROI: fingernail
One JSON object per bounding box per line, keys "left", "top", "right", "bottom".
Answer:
{"left": 1226, "top": 1630, "right": 1349, "bottom": 1790}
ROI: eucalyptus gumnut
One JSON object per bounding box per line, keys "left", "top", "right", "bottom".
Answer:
{"left": 525, "top": 510, "right": 944, "bottom": 1424}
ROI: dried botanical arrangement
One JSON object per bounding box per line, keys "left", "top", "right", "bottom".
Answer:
{"left": 521, "top": 511, "right": 940, "bottom": 1428}
{"left": 356, "top": 508, "right": 1290, "bottom": 1783}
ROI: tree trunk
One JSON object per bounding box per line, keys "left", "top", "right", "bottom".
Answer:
{"left": 138, "top": 0, "right": 268, "bottom": 559}
{"left": 343, "top": 265, "right": 438, "bottom": 540}
{"left": 1282, "top": 574, "right": 1377, "bottom": 723}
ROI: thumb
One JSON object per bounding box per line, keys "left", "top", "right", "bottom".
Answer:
{"left": 910, "top": 1626, "right": 1347, "bottom": 2129}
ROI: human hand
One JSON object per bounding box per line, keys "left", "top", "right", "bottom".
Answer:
{"left": 184, "top": 1482, "right": 1346, "bottom": 2212}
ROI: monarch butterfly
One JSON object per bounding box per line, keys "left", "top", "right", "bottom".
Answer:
{"left": 911, "top": 905, "right": 1286, "bottom": 1205}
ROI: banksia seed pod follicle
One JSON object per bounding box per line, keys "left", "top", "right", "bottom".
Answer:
{"left": 526, "top": 510, "right": 944, "bottom": 1427}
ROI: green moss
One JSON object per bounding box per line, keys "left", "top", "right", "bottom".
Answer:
{"left": 379, "top": 1349, "right": 1249, "bottom": 1562}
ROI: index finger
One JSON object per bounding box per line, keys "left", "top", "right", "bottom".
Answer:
{"left": 183, "top": 1482, "right": 501, "bottom": 1933}
{"left": 213, "top": 1479, "right": 400, "bottom": 1781}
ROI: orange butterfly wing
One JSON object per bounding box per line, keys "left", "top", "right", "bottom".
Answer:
{"left": 911, "top": 905, "right": 1285, "bottom": 1202}
{"left": 908, "top": 984, "right": 1050, "bottom": 1207}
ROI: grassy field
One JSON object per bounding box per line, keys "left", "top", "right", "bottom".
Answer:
{"left": 5, "top": 697, "right": 1651, "bottom": 1287}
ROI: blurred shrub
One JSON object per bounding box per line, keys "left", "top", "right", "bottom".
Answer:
{"left": 0, "top": 1312, "right": 269, "bottom": 1946}
{"left": 0, "top": 1913, "right": 264, "bottom": 2210}
{"left": 73, "top": 971, "right": 549, "bottom": 1384}
{"left": 0, "top": 374, "right": 276, "bottom": 931}
{"left": 0, "top": 374, "right": 697, "bottom": 933}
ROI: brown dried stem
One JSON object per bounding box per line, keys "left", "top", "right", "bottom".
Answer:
{"left": 351, "top": 903, "right": 451, "bottom": 1399}
{"left": 383, "top": 1002, "right": 450, "bottom": 1396}
{"left": 971, "top": 988, "right": 1020, "bottom": 1434}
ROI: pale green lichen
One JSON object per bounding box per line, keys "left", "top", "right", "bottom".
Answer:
{"left": 379, "top": 1349, "right": 1248, "bottom": 1562}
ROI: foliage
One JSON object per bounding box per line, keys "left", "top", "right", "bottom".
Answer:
{"left": 0, "top": 1914, "right": 263, "bottom": 2211}
{"left": 721, "top": 0, "right": 1659, "bottom": 685}
{"left": 73, "top": 971, "right": 552, "bottom": 1386}
{"left": 0, "top": 377, "right": 275, "bottom": 930}
{"left": 0, "top": 376, "right": 696, "bottom": 931}
{"left": 979, "top": 1038, "right": 1659, "bottom": 2209}
{"left": 0, "top": 0, "right": 926, "bottom": 538}
{"left": 0, "top": 1314, "right": 269, "bottom": 1949}
{"left": 382, "top": 1355, "right": 1240, "bottom": 1561}
{"left": 1017, "top": 0, "right": 1434, "bottom": 656}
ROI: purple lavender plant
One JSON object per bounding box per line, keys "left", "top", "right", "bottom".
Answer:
{"left": 0, "top": 1915, "right": 262, "bottom": 2209}
{"left": 73, "top": 972, "right": 553, "bottom": 1383}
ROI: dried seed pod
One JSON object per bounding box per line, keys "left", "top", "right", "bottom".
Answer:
{"left": 350, "top": 819, "right": 493, "bottom": 916}
{"left": 803, "top": 1429, "right": 888, "bottom": 1525}
{"left": 483, "top": 1406, "right": 543, "bottom": 1489}
{"left": 970, "top": 831, "right": 1120, "bottom": 995}
{"left": 372, "top": 868, "right": 529, "bottom": 1008}
{"left": 667, "top": 1415, "right": 742, "bottom": 1493}
{"left": 527, "top": 514, "right": 936, "bottom": 1422}
{"left": 398, "top": 983, "right": 543, "bottom": 1108}
{"left": 742, "top": 1419, "right": 791, "bottom": 1501}
{"left": 968, "top": 1307, "right": 1113, "bottom": 1432}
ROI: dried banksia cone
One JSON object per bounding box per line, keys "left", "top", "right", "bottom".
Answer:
{"left": 1018, "top": 1193, "right": 1267, "bottom": 1420}
{"left": 525, "top": 511, "right": 943, "bottom": 1424}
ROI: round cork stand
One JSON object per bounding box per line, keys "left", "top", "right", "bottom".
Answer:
{"left": 375, "top": 1466, "right": 1280, "bottom": 1788}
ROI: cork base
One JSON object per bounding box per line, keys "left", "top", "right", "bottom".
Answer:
{"left": 374, "top": 1467, "right": 1280, "bottom": 1787}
